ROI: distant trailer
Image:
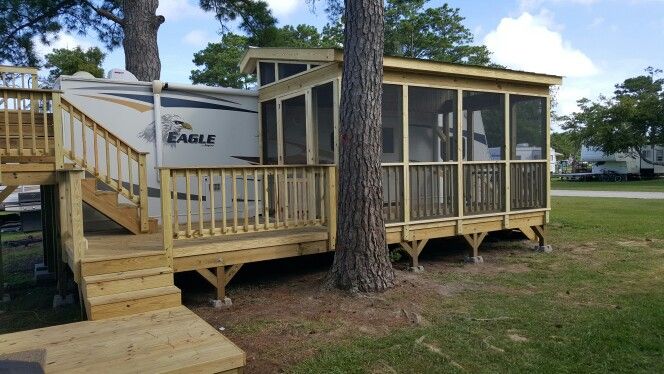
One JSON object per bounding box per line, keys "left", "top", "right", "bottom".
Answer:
{"left": 581, "top": 145, "right": 664, "bottom": 177}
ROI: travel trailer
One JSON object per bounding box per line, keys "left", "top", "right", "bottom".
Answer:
{"left": 55, "top": 71, "right": 259, "bottom": 224}
{"left": 581, "top": 145, "right": 664, "bottom": 177}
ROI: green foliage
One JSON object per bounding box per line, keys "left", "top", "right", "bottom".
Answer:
{"left": 562, "top": 68, "right": 664, "bottom": 165}
{"left": 384, "top": 0, "right": 492, "bottom": 65}
{"left": 191, "top": 34, "right": 253, "bottom": 89}
{"left": 192, "top": 0, "right": 495, "bottom": 88}
{"left": 551, "top": 131, "right": 581, "bottom": 159}
{"left": 0, "top": 0, "right": 123, "bottom": 67}
{"left": 43, "top": 46, "right": 105, "bottom": 87}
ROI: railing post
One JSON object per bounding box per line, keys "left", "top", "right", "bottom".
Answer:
{"left": 51, "top": 92, "right": 64, "bottom": 169}
{"left": 58, "top": 169, "right": 85, "bottom": 283}
{"left": 138, "top": 153, "right": 149, "bottom": 232}
{"left": 160, "top": 168, "right": 174, "bottom": 268}
{"left": 326, "top": 166, "right": 337, "bottom": 250}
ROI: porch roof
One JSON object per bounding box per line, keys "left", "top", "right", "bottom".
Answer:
{"left": 239, "top": 47, "right": 563, "bottom": 86}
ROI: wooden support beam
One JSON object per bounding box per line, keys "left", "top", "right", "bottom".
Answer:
{"left": 519, "top": 226, "right": 538, "bottom": 241}
{"left": 462, "top": 232, "right": 487, "bottom": 258}
{"left": 401, "top": 239, "right": 429, "bottom": 268}
{"left": 531, "top": 225, "right": 546, "bottom": 246}
{"left": 196, "top": 264, "right": 245, "bottom": 300}
{"left": 0, "top": 186, "right": 17, "bottom": 203}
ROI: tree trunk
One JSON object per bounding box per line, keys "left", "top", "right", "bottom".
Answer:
{"left": 327, "top": 0, "right": 395, "bottom": 292}
{"left": 122, "top": 0, "right": 164, "bottom": 81}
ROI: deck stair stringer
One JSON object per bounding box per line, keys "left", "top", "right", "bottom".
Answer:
{"left": 81, "top": 177, "right": 157, "bottom": 235}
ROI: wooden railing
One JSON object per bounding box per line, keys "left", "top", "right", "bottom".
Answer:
{"left": 511, "top": 161, "right": 547, "bottom": 210}
{"left": 410, "top": 163, "right": 457, "bottom": 220}
{"left": 0, "top": 87, "right": 58, "bottom": 160}
{"left": 0, "top": 79, "right": 150, "bottom": 232}
{"left": 0, "top": 65, "right": 38, "bottom": 89}
{"left": 382, "top": 165, "right": 404, "bottom": 223}
{"left": 60, "top": 97, "right": 149, "bottom": 231}
{"left": 160, "top": 165, "right": 336, "bottom": 242}
{"left": 463, "top": 162, "right": 506, "bottom": 215}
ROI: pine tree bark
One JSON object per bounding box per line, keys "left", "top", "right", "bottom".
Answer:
{"left": 327, "top": 0, "right": 395, "bottom": 292}
{"left": 122, "top": 0, "right": 164, "bottom": 81}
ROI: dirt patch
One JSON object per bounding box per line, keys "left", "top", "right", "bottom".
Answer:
{"left": 183, "top": 238, "right": 537, "bottom": 372}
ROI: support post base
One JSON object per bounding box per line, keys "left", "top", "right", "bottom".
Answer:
{"left": 408, "top": 265, "right": 424, "bottom": 273}
{"left": 210, "top": 297, "right": 233, "bottom": 309}
{"left": 1, "top": 294, "right": 10, "bottom": 303}
{"left": 533, "top": 245, "right": 553, "bottom": 253}
{"left": 464, "top": 256, "right": 484, "bottom": 264}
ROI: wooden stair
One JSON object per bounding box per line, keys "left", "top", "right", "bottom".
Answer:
{"left": 81, "top": 177, "right": 157, "bottom": 235}
{"left": 81, "top": 252, "right": 181, "bottom": 320}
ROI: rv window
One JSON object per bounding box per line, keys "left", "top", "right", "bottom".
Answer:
{"left": 510, "top": 95, "right": 546, "bottom": 160}
{"left": 382, "top": 84, "right": 404, "bottom": 163}
{"left": 462, "top": 91, "right": 505, "bottom": 161}
{"left": 278, "top": 63, "right": 307, "bottom": 80}
{"left": 408, "top": 86, "right": 457, "bottom": 162}
{"left": 259, "top": 62, "right": 276, "bottom": 86}
{"left": 312, "top": 82, "right": 335, "bottom": 164}
{"left": 261, "top": 100, "right": 278, "bottom": 164}
{"left": 282, "top": 95, "right": 307, "bottom": 164}
{"left": 657, "top": 150, "right": 663, "bottom": 162}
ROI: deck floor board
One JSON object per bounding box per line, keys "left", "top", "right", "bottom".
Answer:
{"left": 0, "top": 306, "right": 245, "bottom": 373}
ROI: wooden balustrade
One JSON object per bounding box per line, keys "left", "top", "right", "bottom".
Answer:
{"left": 382, "top": 165, "right": 404, "bottom": 223}
{"left": 463, "top": 162, "right": 506, "bottom": 215}
{"left": 0, "top": 87, "right": 55, "bottom": 159}
{"left": 160, "top": 165, "right": 335, "bottom": 241}
{"left": 409, "top": 163, "right": 457, "bottom": 220}
{"left": 511, "top": 161, "right": 547, "bottom": 210}
{"left": 60, "top": 98, "right": 149, "bottom": 230}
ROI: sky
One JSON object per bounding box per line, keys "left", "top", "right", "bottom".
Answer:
{"left": 35, "top": 0, "right": 664, "bottom": 122}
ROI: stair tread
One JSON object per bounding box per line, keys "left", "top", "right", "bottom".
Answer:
{"left": 82, "top": 250, "right": 165, "bottom": 263}
{"left": 83, "top": 266, "right": 173, "bottom": 284}
{"left": 87, "top": 285, "right": 181, "bottom": 306}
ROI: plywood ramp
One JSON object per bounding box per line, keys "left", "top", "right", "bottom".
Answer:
{"left": 0, "top": 306, "right": 245, "bottom": 373}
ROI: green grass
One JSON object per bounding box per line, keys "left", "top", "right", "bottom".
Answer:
{"left": 552, "top": 178, "right": 664, "bottom": 192}
{"left": 0, "top": 233, "right": 82, "bottom": 334}
{"left": 291, "top": 197, "right": 664, "bottom": 373}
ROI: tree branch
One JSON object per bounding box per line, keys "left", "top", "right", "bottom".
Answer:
{"left": 81, "top": 0, "right": 124, "bottom": 25}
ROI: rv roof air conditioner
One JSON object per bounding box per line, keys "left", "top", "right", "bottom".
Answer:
{"left": 107, "top": 68, "right": 138, "bottom": 81}
{"left": 72, "top": 71, "right": 95, "bottom": 79}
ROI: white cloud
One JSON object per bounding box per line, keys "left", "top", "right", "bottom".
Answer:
{"left": 182, "top": 29, "right": 215, "bottom": 47}
{"left": 157, "top": 0, "right": 205, "bottom": 21}
{"left": 484, "top": 12, "right": 599, "bottom": 78}
{"left": 34, "top": 32, "right": 92, "bottom": 56}
{"left": 588, "top": 16, "right": 604, "bottom": 28}
{"left": 264, "top": 0, "right": 304, "bottom": 17}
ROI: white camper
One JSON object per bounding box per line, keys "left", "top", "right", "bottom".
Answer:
{"left": 581, "top": 145, "right": 664, "bottom": 176}
{"left": 55, "top": 71, "right": 259, "bottom": 222}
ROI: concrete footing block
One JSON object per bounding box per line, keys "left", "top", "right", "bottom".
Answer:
{"left": 464, "top": 256, "right": 484, "bottom": 264}
{"left": 534, "top": 245, "right": 553, "bottom": 253}
{"left": 53, "top": 294, "right": 74, "bottom": 308}
{"left": 1, "top": 294, "right": 10, "bottom": 303}
{"left": 408, "top": 265, "right": 424, "bottom": 273}
{"left": 210, "top": 297, "right": 233, "bottom": 309}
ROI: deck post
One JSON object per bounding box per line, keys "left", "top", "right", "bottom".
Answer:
{"left": 160, "top": 168, "right": 174, "bottom": 268}
{"left": 138, "top": 153, "right": 149, "bottom": 232}
{"left": 52, "top": 92, "right": 64, "bottom": 170}
{"left": 325, "top": 165, "right": 337, "bottom": 250}
{"left": 401, "top": 239, "right": 428, "bottom": 271}
{"left": 463, "top": 232, "right": 487, "bottom": 264}
{"left": 216, "top": 266, "right": 227, "bottom": 300}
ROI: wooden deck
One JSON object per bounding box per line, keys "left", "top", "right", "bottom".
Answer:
{"left": 0, "top": 306, "right": 245, "bottom": 373}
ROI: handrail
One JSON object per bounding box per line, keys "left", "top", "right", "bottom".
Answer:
{"left": 159, "top": 164, "right": 336, "bottom": 258}
{"left": 0, "top": 87, "right": 56, "bottom": 158}
{"left": 60, "top": 97, "right": 149, "bottom": 231}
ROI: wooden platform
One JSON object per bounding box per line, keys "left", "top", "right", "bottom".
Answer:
{"left": 0, "top": 306, "right": 245, "bottom": 373}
